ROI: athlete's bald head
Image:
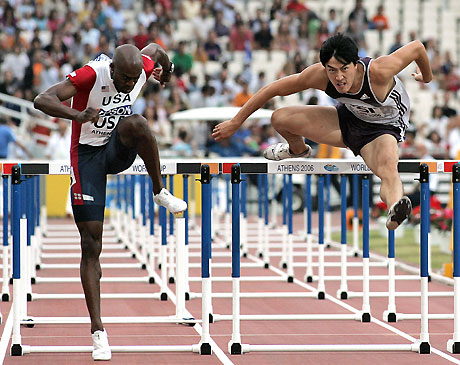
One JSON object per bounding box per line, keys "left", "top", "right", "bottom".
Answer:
{"left": 113, "top": 44, "right": 143, "bottom": 71}
{"left": 110, "top": 44, "right": 143, "bottom": 93}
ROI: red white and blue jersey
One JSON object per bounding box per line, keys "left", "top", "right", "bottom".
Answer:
{"left": 67, "top": 53, "right": 155, "bottom": 148}
{"left": 325, "top": 57, "right": 410, "bottom": 136}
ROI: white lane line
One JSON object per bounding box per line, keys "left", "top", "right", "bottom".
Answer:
{"left": 253, "top": 253, "right": 460, "bottom": 364}
{"left": 0, "top": 306, "right": 14, "bottom": 363}
{"left": 163, "top": 282, "right": 234, "bottom": 365}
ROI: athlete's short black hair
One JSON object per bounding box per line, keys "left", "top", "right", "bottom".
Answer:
{"left": 319, "top": 33, "right": 359, "bottom": 66}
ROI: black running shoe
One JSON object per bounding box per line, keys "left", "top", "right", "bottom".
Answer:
{"left": 386, "top": 196, "right": 412, "bottom": 230}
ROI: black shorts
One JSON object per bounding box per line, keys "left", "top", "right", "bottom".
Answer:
{"left": 70, "top": 126, "right": 137, "bottom": 222}
{"left": 336, "top": 103, "right": 404, "bottom": 156}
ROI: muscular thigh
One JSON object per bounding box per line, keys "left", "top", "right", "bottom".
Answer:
{"left": 274, "top": 105, "right": 346, "bottom": 148}
{"left": 360, "top": 134, "right": 400, "bottom": 178}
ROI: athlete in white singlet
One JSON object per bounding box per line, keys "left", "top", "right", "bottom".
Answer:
{"left": 212, "top": 33, "right": 433, "bottom": 231}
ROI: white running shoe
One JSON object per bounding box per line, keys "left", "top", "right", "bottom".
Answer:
{"left": 92, "top": 329, "right": 111, "bottom": 361}
{"left": 153, "top": 188, "right": 188, "bottom": 214}
{"left": 263, "top": 143, "right": 311, "bottom": 161}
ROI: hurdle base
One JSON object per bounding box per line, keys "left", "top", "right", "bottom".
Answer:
{"left": 305, "top": 276, "right": 313, "bottom": 283}
{"left": 281, "top": 263, "right": 287, "bottom": 269}
{"left": 447, "top": 339, "right": 460, "bottom": 353}
{"left": 317, "top": 291, "right": 325, "bottom": 300}
{"left": 287, "top": 276, "right": 294, "bottom": 283}
{"left": 417, "top": 341, "right": 431, "bottom": 354}
{"left": 160, "top": 293, "right": 168, "bottom": 301}
{"left": 361, "top": 312, "right": 371, "bottom": 322}
{"left": 199, "top": 342, "right": 212, "bottom": 355}
{"left": 23, "top": 319, "right": 35, "bottom": 328}
{"left": 264, "top": 263, "right": 269, "bottom": 269}
{"left": 148, "top": 277, "right": 155, "bottom": 284}
{"left": 229, "top": 342, "right": 243, "bottom": 355}
{"left": 31, "top": 278, "right": 36, "bottom": 284}
{"left": 141, "top": 264, "right": 147, "bottom": 270}
{"left": 209, "top": 314, "right": 214, "bottom": 323}
{"left": 383, "top": 310, "right": 398, "bottom": 322}
{"left": 2, "top": 293, "right": 9, "bottom": 302}
{"left": 11, "top": 344, "right": 23, "bottom": 356}
{"left": 337, "top": 290, "right": 348, "bottom": 300}
{"left": 242, "top": 252, "right": 248, "bottom": 258}
{"left": 169, "top": 277, "right": 175, "bottom": 284}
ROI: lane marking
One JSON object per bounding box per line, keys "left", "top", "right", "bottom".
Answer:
{"left": 0, "top": 306, "right": 14, "bottom": 363}
{"left": 248, "top": 253, "right": 460, "bottom": 364}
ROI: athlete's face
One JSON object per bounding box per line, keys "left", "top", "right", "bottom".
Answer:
{"left": 325, "top": 57, "right": 358, "bottom": 94}
{"left": 111, "top": 63, "right": 142, "bottom": 94}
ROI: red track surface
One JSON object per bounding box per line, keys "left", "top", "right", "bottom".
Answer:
{"left": 1, "top": 215, "right": 460, "bottom": 364}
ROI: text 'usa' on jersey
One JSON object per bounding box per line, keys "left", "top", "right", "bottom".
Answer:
{"left": 67, "top": 54, "right": 155, "bottom": 147}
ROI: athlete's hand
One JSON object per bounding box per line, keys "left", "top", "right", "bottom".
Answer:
{"left": 211, "top": 120, "right": 239, "bottom": 141}
{"left": 75, "top": 107, "right": 100, "bottom": 123}
{"left": 153, "top": 67, "right": 171, "bottom": 87}
{"left": 411, "top": 67, "right": 427, "bottom": 83}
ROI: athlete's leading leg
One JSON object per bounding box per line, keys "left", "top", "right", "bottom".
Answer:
{"left": 117, "top": 115, "right": 186, "bottom": 213}
{"left": 118, "top": 115, "right": 164, "bottom": 194}
{"left": 270, "top": 105, "right": 347, "bottom": 154}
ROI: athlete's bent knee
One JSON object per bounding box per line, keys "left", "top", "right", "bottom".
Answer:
{"left": 271, "top": 108, "right": 290, "bottom": 131}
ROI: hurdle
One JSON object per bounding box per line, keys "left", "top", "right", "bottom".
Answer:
{"left": 226, "top": 162, "right": 431, "bottom": 355}
{"left": 6, "top": 164, "right": 206, "bottom": 357}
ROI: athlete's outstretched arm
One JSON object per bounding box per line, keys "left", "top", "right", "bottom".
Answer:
{"left": 34, "top": 80, "right": 99, "bottom": 123}
{"left": 212, "top": 63, "right": 328, "bottom": 141}
{"left": 372, "top": 40, "right": 433, "bottom": 84}
{"left": 141, "top": 43, "right": 173, "bottom": 85}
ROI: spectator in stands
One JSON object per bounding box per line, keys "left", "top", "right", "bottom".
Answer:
{"left": 388, "top": 31, "right": 403, "bottom": 54}
{"left": 39, "top": 56, "right": 61, "bottom": 93}
{"left": 165, "top": 86, "right": 189, "bottom": 115}
{"left": 270, "top": 0, "right": 285, "bottom": 20}
{"left": 0, "top": 117, "right": 31, "bottom": 159}
{"left": 399, "top": 125, "right": 424, "bottom": 159}
{"left": 316, "top": 20, "right": 330, "bottom": 50}
{"left": 1, "top": 44, "right": 29, "bottom": 83}
{"left": 172, "top": 41, "right": 193, "bottom": 73}
{"left": 204, "top": 30, "right": 222, "bottom": 61}
{"left": 103, "top": 0, "right": 125, "bottom": 32}
{"left": 138, "top": 3, "right": 157, "bottom": 28}
{"left": 81, "top": 19, "right": 101, "bottom": 50}
{"left": 213, "top": 0, "right": 237, "bottom": 26}
{"left": 229, "top": 20, "right": 253, "bottom": 52}
{"left": 441, "top": 91, "right": 457, "bottom": 118}
{"left": 370, "top": 4, "right": 389, "bottom": 31}
{"left": 102, "top": 17, "right": 118, "bottom": 46}
{"left": 254, "top": 20, "right": 274, "bottom": 51}
{"left": 193, "top": 41, "right": 209, "bottom": 63}
{"left": 214, "top": 10, "right": 230, "bottom": 38}
{"left": 250, "top": 8, "right": 266, "bottom": 34}
{"left": 425, "top": 105, "right": 449, "bottom": 140}
{"left": 47, "top": 8, "right": 62, "bottom": 33}
{"left": 212, "top": 33, "right": 433, "bottom": 231}
{"left": 348, "top": 0, "right": 368, "bottom": 40}
{"left": 425, "top": 130, "right": 448, "bottom": 159}
{"left": 234, "top": 79, "right": 253, "bottom": 107}
{"left": 45, "top": 118, "right": 71, "bottom": 160}
{"left": 327, "top": 8, "right": 339, "bottom": 35}
{"left": 192, "top": 4, "right": 214, "bottom": 42}
{"left": 0, "top": 70, "right": 20, "bottom": 96}
{"left": 207, "top": 135, "right": 259, "bottom": 157}
{"left": 273, "top": 20, "right": 297, "bottom": 53}
{"left": 181, "top": 0, "right": 201, "bottom": 20}
{"left": 32, "top": 5, "right": 48, "bottom": 30}
{"left": 286, "top": 0, "right": 308, "bottom": 14}
{"left": 133, "top": 23, "right": 150, "bottom": 50}
{"left": 172, "top": 127, "right": 194, "bottom": 157}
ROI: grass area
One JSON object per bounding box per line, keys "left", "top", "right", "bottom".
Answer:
{"left": 331, "top": 226, "right": 452, "bottom": 273}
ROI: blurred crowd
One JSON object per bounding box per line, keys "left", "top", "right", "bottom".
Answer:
{"left": 0, "top": 0, "right": 459, "bottom": 160}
